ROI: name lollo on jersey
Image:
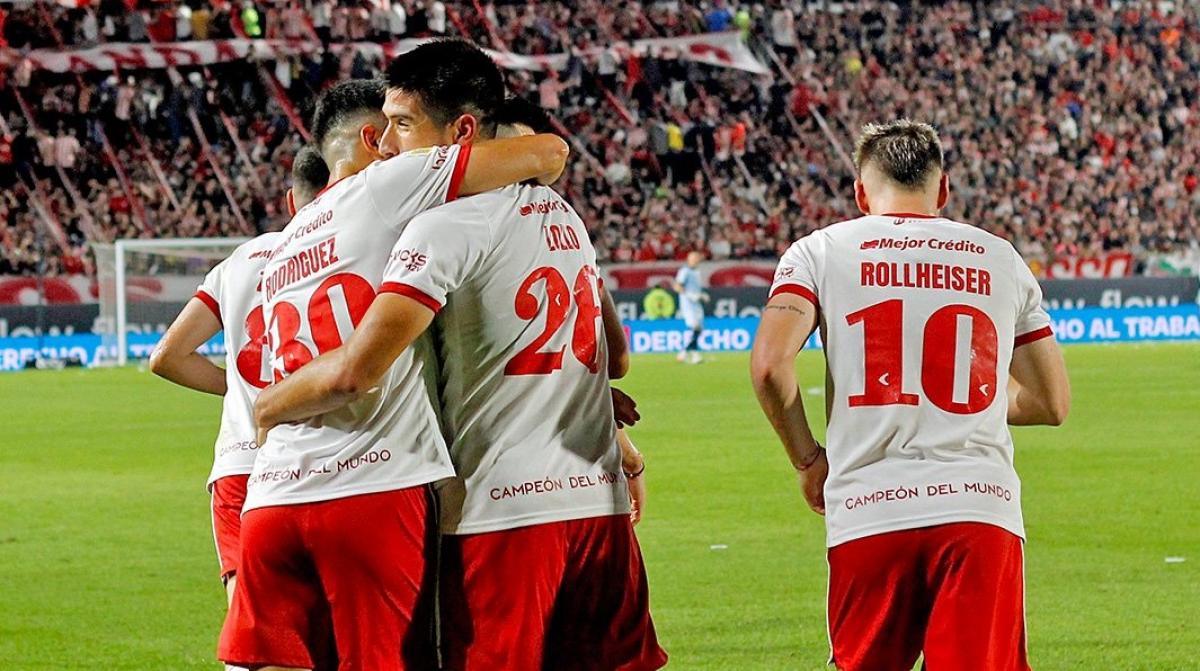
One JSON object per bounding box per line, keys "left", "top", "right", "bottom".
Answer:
{"left": 543, "top": 222, "right": 582, "bottom": 252}
{"left": 377, "top": 183, "right": 627, "bottom": 535}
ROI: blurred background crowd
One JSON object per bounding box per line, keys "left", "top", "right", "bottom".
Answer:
{"left": 1, "top": 0, "right": 1198, "bottom": 278}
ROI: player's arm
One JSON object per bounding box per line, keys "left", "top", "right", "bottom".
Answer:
{"left": 460, "top": 134, "right": 569, "bottom": 193}
{"left": 750, "top": 293, "right": 823, "bottom": 470}
{"left": 254, "top": 294, "right": 434, "bottom": 432}
{"left": 600, "top": 287, "right": 629, "bottom": 380}
{"left": 1007, "top": 335, "right": 1070, "bottom": 426}
{"left": 750, "top": 292, "right": 827, "bottom": 514}
{"left": 149, "top": 298, "right": 226, "bottom": 396}
{"left": 617, "top": 428, "right": 646, "bottom": 526}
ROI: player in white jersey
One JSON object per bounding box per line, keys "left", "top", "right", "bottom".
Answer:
{"left": 150, "top": 146, "right": 332, "bottom": 671}
{"left": 252, "top": 89, "right": 666, "bottom": 668}
{"left": 751, "top": 120, "right": 1070, "bottom": 671}
{"left": 150, "top": 145, "right": 327, "bottom": 592}
{"left": 221, "top": 59, "right": 570, "bottom": 671}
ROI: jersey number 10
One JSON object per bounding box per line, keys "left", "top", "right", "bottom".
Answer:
{"left": 846, "top": 299, "right": 999, "bottom": 415}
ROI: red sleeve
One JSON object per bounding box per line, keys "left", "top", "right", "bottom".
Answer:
{"left": 769, "top": 283, "right": 819, "bottom": 311}
{"left": 446, "top": 142, "right": 472, "bottom": 202}
{"left": 1014, "top": 325, "right": 1053, "bottom": 347}
{"left": 194, "top": 290, "right": 222, "bottom": 326}
{"left": 379, "top": 282, "right": 444, "bottom": 314}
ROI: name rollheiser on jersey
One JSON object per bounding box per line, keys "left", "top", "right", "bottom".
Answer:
{"left": 859, "top": 235, "right": 992, "bottom": 296}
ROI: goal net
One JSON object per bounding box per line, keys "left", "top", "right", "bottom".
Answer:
{"left": 92, "top": 238, "right": 250, "bottom": 367}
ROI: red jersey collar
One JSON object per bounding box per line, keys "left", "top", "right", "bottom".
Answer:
{"left": 880, "top": 212, "right": 940, "bottom": 219}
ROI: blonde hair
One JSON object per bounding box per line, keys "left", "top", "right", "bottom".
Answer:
{"left": 853, "top": 119, "right": 943, "bottom": 190}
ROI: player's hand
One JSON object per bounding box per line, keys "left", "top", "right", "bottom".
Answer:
{"left": 797, "top": 448, "right": 828, "bottom": 516}
{"left": 255, "top": 425, "right": 271, "bottom": 448}
{"left": 611, "top": 387, "right": 640, "bottom": 427}
{"left": 627, "top": 469, "right": 646, "bottom": 526}
{"left": 701, "top": 292, "right": 711, "bottom": 303}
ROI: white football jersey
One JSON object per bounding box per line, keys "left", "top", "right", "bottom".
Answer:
{"left": 195, "top": 232, "right": 280, "bottom": 487}
{"left": 244, "top": 144, "right": 471, "bottom": 511}
{"left": 770, "top": 213, "right": 1053, "bottom": 548}
{"left": 381, "top": 184, "right": 629, "bottom": 535}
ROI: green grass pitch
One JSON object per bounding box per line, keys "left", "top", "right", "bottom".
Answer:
{"left": 2, "top": 343, "right": 1198, "bottom": 669}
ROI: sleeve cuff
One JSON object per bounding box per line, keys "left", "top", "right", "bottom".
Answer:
{"left": 194, "top": 290, "right": 222, "bottom": 325}
{"left": 446, "top": 143, "right": 472, "bottom": 202}
{"left": 1014, "top": 325, "right": 1054, "bottom": 347}
{"left": 379, "top": 282, "right": 444, "bottom": 314}
{"left": 769, "top": 283, "right": 819, "bottom": 311}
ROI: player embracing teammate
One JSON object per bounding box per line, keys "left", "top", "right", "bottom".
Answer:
{"left": 752, "top": 120, "right": 1070, "bottom": 670}
{"left": 224, "top": 40, "right": 664, "bottom": 671}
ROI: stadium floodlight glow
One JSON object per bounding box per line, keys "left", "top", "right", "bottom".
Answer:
{"left": 92, "top": 238, "right": 250, "bottom": 367}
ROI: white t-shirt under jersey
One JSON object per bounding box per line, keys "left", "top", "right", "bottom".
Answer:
{"left": 770, "top": 213, "right": 1054, "bottom": 548}
{"left": 244, "top": 144, "right": 472, "bottom": 512}
{"left": 381, "top": 184, "right": 629, "bottom": 535}
{"left": 195, "top": 232, "right": 280, "bottom": 488}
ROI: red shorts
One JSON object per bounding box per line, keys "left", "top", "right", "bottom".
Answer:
{"left": 442, "top": 514, "right": 667, "bottom": 671}
{"left": 827, "top": 522, "right": 1030, "bottom": 671}
{"left": 210, "top": 474, "right": 249, "bottom": 581}
{"left": 218, "top": 487, "right": 436, "bottom": 671}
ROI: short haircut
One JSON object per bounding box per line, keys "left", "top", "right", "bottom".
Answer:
{"left": 309, "top": 79, "right": 386, "bottom": 153}
{"left": 492, "top": 96, "right": 556, "bottom": 135}
{"left": 386, "top": 39, "right": 505, "bottom": 132}
{"left": 291, "top": 145, "right": 330, "bottom": 207}
{"left": 853, "top": 119, "right": 943, "bottom": 190}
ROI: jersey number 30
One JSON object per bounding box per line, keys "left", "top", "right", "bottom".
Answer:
{"left": 505, "top": 266, "right": 602, "bottom": 376}
{"left": 847, "top": 299, "right": 998, "bottom": 414}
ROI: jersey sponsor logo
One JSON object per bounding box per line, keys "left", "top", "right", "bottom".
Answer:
{"left": 860, "top": 261, "right": 992, "bottom": 296}
{"left": 270, "top": 209, "right": 335, "bottom": 260}
{"left": 263, "top": 238, "right": 341, "bottom": 302}
{"left": 542, "top": 222, "right": 581, "bottom": 251}
{"left": 520, "top": 198, "right": 570, "bottom": 217}
{"left": 860, "top": 237, "right": 986, "bottom": 255}
{"left": 775, "top": 266, "right": 795, "bottom": 279}
{"left": 248, "top": 249, "right": 273, "bottom": 260}
{"left": 389, "top": 247, "right": 428, "bottom": 272}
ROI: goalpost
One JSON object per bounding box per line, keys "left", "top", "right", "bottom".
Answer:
{"left": 92, "top": 238, "right": 251, "bottom": 367}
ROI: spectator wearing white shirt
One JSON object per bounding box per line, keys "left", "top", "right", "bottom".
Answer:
{"left": 427, "top": 0, "right": 446, "bottom": 34}
{"left": 389, "top": 0, "right": 407, "bottom": 38}
{"left": 54, "top": 129, "right": 82, "bottom": 171}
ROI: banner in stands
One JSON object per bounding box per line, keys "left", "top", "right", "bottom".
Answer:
{"left": 1, "top": 32, "right": 769, "bottom": 75}
{"left": 1044, "top": 252, "right": 1135, "bottom": 279}
{"left": 3, "top": 305, "right": 1197, "bottom": 371}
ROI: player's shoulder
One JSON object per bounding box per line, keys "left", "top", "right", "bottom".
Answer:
{"left": 932, "top": 216, "right": 1022, "bottom": 259}
{"left": 231, "top": 231, "right": 283, "bottom": 265}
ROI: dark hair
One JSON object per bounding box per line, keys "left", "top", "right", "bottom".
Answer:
{"left": 386, "top": 39, "right": 505, "bottom": 131}
{"left": 853, "top": 119, "right": 943, "bottom": 190}
{"left": 290, "top": 145, "right": 330, "bottom": 207}
{"left": 309, "top": 79, "right": 386, "bottom": 151}
{"left": 492, "top": 96, "right": 556, "bottom": 135}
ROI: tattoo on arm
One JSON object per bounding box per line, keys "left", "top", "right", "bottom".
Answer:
{"left": 765, "top": 304, "right": 808, "bottom": 316}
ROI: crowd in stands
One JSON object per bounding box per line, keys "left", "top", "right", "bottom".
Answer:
{"left": 1, "top": 1, "right": 1198, "bottom": 278}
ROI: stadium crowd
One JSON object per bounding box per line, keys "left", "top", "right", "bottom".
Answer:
{"left": 1, "top": 0, "right": 1199, "bottom": 278}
